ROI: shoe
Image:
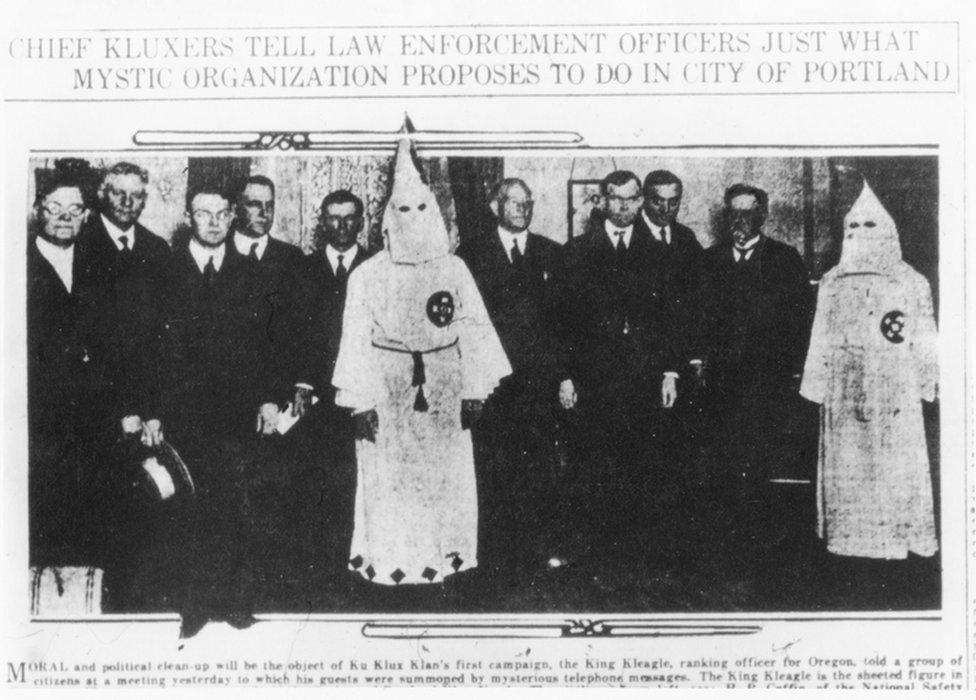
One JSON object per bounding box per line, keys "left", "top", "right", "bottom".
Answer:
{"left": 179, "top": 613, "right": 208, "bottom": 639}
{"left": 226, "top": 611, "right": 258, "bottom": 630}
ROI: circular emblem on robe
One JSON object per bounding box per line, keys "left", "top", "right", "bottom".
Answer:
{"left": 880, "top": 310, "right": 906, "bottom": 344}
{"left": 426, "top": 291, "right": 454, "bottom": 327}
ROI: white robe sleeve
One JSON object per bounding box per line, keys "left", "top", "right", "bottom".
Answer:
{"left": 333, "top": 265, "right": 381, "bottom": 414}
{"left": 452, "top": 257, "right": 512, "bottom": 400}
{"left": 800, "top": 277, "right": 835, "bottom": 405}
{"left": 911, "top": 272, "right": 939, "bottom": 403}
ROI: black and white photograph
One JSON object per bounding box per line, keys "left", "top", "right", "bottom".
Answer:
{"left": 25, "top": 145, "right": 942, "bottom": 630}
{"left": 3, "top": 0, "right": 973, "bottom": 692}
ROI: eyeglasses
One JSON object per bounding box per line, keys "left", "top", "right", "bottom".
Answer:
{"left": 42, "top": 203, "right": 86, "bottom": 218}
{"left": 192, "top": 209, "right": 232, "bottom": 224}
{"left": 243, "top": 200, "right": 275, "bottom": 212}
{"left": 505, "top": 199, "right": 534, "bottom": 211}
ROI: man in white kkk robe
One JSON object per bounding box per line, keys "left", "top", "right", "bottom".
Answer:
{"left": 333, "top": 137, "right": 511, "bottom": 585}
{"left": 800, "top": 181, "right": 938, "bottom": 560}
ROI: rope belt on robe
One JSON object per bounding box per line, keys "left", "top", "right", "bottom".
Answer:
{"left": 371, "top": 339, "right": 459, "bottom": 412}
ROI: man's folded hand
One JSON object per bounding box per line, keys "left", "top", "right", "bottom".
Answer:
{"left": 558, "top": 378, "right": 578, "bottom": 410}
{"left": 661, "top": 374, "right": 678, "bottom": 409}
{"left": 354, "top": 409, "right": 379, "bottom": 442}
{"left": 461, "top": 399, "right": 484, "bottom": 430}
{"left": 256, "top": 402, "right": 281, "bottom": 435}
{"left": 121, "top": 415, "right": 143, "bottom": 436}
{"left": 142, "top": 418, "right": 164, "bottom": 447}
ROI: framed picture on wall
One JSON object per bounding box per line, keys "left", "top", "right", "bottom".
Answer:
{"left": 566, "top": 178, "right": 603, "bottom": 239}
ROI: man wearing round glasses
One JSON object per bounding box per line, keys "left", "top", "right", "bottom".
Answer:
{"left": 28, "top": 166, "right": 101, "bottom": 574}
{"left": 156, "top": 185, "right": 267, "bottom": 633}
{"left": 458, "top": 177, "right": 567, "bottom": 582}
{"left": 160, "top": 186, "right": 243, "bottom": 432}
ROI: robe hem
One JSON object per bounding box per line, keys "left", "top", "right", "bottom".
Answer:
{"left": 348, "top": 556, "right": 478, "bottom": 586}
{"left": 824, "top": 540, "right": 939, "bottom": 561}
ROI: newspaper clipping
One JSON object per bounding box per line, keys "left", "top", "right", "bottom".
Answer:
{"left": 1, "top": 0, "right": 973, "bottom": 693}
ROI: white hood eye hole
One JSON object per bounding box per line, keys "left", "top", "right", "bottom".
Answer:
{"left": 849, "top": 222, "right": 860, "bottom": 229}
{"left": 398, "top": 205, "right": 410, "bottom": 212}
{"left": 418, "top": 202, "right": 427, "bottom": 211}
{"left": 864, "top": 220, "right": 876, "bottom": 228}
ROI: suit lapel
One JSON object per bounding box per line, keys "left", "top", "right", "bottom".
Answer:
{"left": 588, "top": 224, "right": 616, "bottom": 270}
{"left": 316, "top": 252, "right": 338, "bottom": 289}
{"left": 85, "top": 216, "right": 121, "bottom": 269}
{"left": 29, "top": 239, "right": 72, "bottom": 298}
{"left": 489, "top": 230, "right": 510, "bottom": 267}
{"left": 348, "top": 245, "right": 367, "bottom": 274}
{"left": 523, "top": 233, "right": 540, "bottom": 278}
{"left": 263, "top": 237, "right": 282, "bottom": 264}
{"left": 739, "top": 236, "right": 766, "bottom": 270}
{"left": 174, "top": 246, "right": 203, "bottom": 284}
{"left": 130, "top": 224, "right": 154, "bottom": 260}
{"left": 629, "top": 222, "right": 650, "bottom": 260}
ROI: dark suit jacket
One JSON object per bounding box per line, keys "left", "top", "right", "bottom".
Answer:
{"left": 28, "top": 238, "right": 105, "bottom": 441}
{"left": 636, "top": 216, "right": 703, "bottom": 367}
{"left": 561, "top": 218, "right": 678, "bottom": 402}
{"left": 226, "top": 233, "right": 307, "bottom": 402}
{"left": 458, "top": 229, "right": 565, "bottom": 396}
{"left": 27, "top": 237, "right": 107, "bottom": 565}
{"left": 697, "top": 235, "right": 812, "bottom": 395}
{"left": 293, "top": 245, "right": 371, "bottom": 403}
{"left": 80, "top": 215, "right": 170, "bottom": 422}
{"left": 157, "top": 244, "right": 278, "bottom": 450}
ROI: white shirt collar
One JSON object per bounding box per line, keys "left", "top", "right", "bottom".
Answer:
{"left": 497, "top": 226, "right": 528, "bottom": 261}
{"left": 733, "top": 235, "right": 762, "bottom": 261}
{"left": 604, "top": 219, "right": 634, "bottom": 249}
{"left": 733, "top": 235, "right": 761, "bottom": 259}
{"left": 100, "top": 213, "right": 135, "bottom": 251}
{"left": 325, "top": 244, "right": 357, "bottom": 274}
{"left": 35, "top": 236, "right": 74, "bottom": 292}
{"left": 188, "top": 237, "right": 226, "bottom": 274}
{"left": 641, "top": 211, "right": 671, "bottom": 245}
{"left": 233, "top": 231, "right": 268, "bottom": 260}
{"left": 736, "top": 234, "right": 762, "bottom": 251}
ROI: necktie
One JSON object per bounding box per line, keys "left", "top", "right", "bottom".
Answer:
{"left": 249, "top": 242, "right": 259, "bottom": 261}
{"left": 335, "top": 254, "right": 347, "bottom": 285}
{"left": 663, "top": 226, "right": 671, "bottom": 246}
{"left": 510, "top": 240, "right": 524, "bottom": 271}
{"left": 203, "top": 256, "right": 216, "bottom": 286}
{"left": 615, "top": 231, "right": 628, "bottom": 267}
{"left": 118, "top": 235, "right": 132, "bottom": 263}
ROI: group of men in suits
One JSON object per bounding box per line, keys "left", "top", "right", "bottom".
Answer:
{"left": 463, "top": 169, "right": 812, "bottom": 578}
{"left": 28, "top": 161, "right": 373, "bottom": 631}
{"left": 28, "top": 162, "right": 171, "bottom": 583}
{"left": 28, "top": 157, "right": 812, "bottom": 623}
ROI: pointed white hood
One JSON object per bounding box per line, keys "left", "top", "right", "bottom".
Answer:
{"left": 836, "top": 181, "right": 904, "bottom": 274}
{"left": 382, "top": 137, "right": 450, "bottom": 265}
